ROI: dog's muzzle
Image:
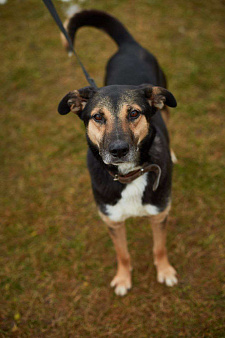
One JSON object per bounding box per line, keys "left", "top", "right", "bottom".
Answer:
{"left": 108, "top": 140, "right": 129, "bottom": 159}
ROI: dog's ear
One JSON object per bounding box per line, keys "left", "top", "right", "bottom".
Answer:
{"left": 139, "top": 84, "right": 177, "bottom": 109}
{"left": 58, "top": 86, "right": 97, "bottom": 115}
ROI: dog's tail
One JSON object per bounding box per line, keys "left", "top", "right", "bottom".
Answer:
{"left": 62, "top": 9, "right": 136, "bottom": 52}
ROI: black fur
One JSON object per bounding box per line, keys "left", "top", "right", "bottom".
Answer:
{"left": 58, "top": 10, "right": 177, "bottom": 215}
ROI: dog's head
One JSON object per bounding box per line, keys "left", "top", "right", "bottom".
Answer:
{"left": 58, "top": 84, "right": 176, "bottom": 166}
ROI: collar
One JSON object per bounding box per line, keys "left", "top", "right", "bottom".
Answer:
{"left": 108, "top": 163, "right": 161, "bottom": 191}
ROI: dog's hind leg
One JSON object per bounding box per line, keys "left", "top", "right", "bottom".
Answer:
{"left": 99, "top": 211, "right": 132, "bottom": 296}
{"left": 150, "top": 206, "right": 178, "bottom": 287}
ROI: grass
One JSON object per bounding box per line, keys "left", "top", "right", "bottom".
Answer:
{"left": 0, "top": 0, "right": 224, "bottom": 336}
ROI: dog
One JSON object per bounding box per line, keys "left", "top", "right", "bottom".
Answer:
{"left": 58, "top": 9, "right": 178, "bottom": 296}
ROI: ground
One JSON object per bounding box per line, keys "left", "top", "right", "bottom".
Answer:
{"left": 0, "top": 0, "right": 224, "bottom": 336}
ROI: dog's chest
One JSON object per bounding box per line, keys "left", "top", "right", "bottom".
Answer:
{"left": 105, "top": 173, "right": 159, "bottom": 222}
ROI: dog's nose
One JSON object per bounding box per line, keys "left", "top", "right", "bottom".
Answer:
{"left": 109, "top": 140, "right": 129, "bottom": 158}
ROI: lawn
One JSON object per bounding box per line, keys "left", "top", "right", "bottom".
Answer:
{"left": 0, "top": 0, "right": 224, "bottom": 336}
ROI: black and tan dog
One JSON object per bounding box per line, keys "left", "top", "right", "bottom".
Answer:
{"left": 58, "top": 10, "right": 178, "bottom": 296}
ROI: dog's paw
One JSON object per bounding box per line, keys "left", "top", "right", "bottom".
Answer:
{"left": 110, "top": 274, "right": 132, "bottom": 296}
{"left": 157, "top": 265, "right": 178, "bottom": 287}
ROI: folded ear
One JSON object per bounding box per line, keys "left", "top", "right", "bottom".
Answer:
{"left": 58, "top": 86, "right": 97, "bottom": 115}
{"left": 139, "top": 85, "right": 177, "bottom": 109}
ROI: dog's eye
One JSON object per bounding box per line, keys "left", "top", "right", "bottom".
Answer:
{"left": 93, "top": 113, "right": 104, "bottom": 122}
{"left": 128, "top": 110, "right": 140, "bottom": 120}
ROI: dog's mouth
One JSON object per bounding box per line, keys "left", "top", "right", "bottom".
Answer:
{"left": 102, "top": 156, "right": 139, "bottom": 176}
{"left": 102, "top": 155, "right": 135, "bottom": 166}
{"left": 100, "top": 146, "right": 139, "bottom": 168}
{"left": 108, "top": 160, "right": 125, "bottom": 165}
{"left": 103, "top": 159, "right": 126, "bottom": 165}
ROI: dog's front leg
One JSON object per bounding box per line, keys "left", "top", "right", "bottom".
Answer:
{"left": 99, "top": 212, "right": 132, "bottom": 296}
{"left": 150, "top": 207, "right": 178, "bottom": 287}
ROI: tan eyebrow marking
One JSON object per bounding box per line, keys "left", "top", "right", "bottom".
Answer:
{"left": 90, "top": 107, "right": 113, "bottom": 120}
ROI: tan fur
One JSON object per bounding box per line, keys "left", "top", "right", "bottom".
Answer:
{"left": 149, "top": 203, "right": 171, "bottom": 224}
{"left": 148, "top": 86, "right": 166, "bottom": 109}
{"left": 98, "top": 210, "right": 122, "bottom": 228}
{"left": 131, "top": 115, "right": 149, "bottom": 144}
{"left": 99, "top": 203, "right": 177, "bottom": 294}
{"left": 87, "top": 120, "right": 103, "bottom": 146}
{"left": 150, "top": 204, "right": 177, "bottom": 286}
{"left": 99, "top": 210, "right": 131, "bottom": 269}
{"left": 87, "top": 108, "right": 114, "bottom": 146}
{"left": 99, "top": 211, "right": 131, "bottom": 295}
{"left": 118, "top": 104, "right": 149, "bottom": 144}
{"left": 60, "top": 19, "right": 70, "bottom": 50}
{"left": 68, "top": 90, "right": 84, "bottom": 113}
{"left": 87, "top": 102, "right": 149, "bottom": 148}
{"left": 118, "top": 104, "right": 130, "bottom": 133}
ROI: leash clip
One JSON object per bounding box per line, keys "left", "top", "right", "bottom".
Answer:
{"left": 113, "top": 174, "right": 119, "bottom": 181}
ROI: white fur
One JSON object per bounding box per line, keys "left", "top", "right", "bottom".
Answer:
{"left": 157, "top": 266, "right": 178, "bottom": 286}
{"left": 118, "top": 162, "right": 140, "bottom": 175}
{"left": 114, "top": 285, "right": 127, "bottom": 296}
{"left": 106, "top": 173, "right": 160, "bottom": 222}
{"left": 65, "top": 4, "right": 80, "bottom": 17}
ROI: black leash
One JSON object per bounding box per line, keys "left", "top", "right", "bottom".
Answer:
{"left": 42, "top": 0, "right": 98, "bottom": 89}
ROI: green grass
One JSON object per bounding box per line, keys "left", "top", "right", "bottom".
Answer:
{"left": 0, "top": 0, "right": 224, "bottom": 336}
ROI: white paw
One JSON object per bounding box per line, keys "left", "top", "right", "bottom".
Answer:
{"left": 157, "top": 265, "right": 178, "bottom": 287}
{"left": 110, "top": 274, "right": 132, "bottom": 296}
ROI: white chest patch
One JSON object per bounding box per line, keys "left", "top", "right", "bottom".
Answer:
{"left": 105, "top": 173, "right": 160, "bottom": 222}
